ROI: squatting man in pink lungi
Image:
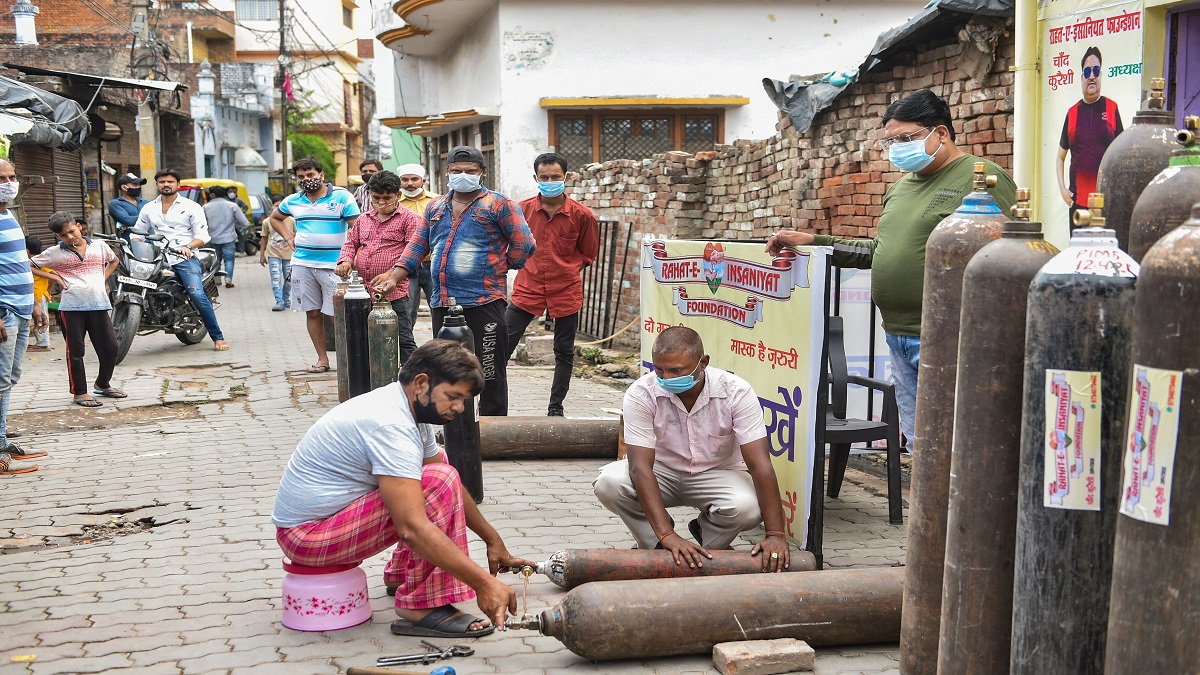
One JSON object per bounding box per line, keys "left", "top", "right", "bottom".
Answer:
{"left": 272, "top": 340, "right": 535, "bottom": 637}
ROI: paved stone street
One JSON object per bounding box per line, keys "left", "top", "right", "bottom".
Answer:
{"left": 0, "top": 261, "right": 906, "bottom": 674}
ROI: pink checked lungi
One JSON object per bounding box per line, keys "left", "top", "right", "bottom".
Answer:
{"left": 275, "top": 462, "right": 475, "bottom": 609}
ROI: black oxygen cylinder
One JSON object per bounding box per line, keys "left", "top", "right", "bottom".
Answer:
{"left": 938, "top": 189, "right": 1060, "bottom": 674}
{"left": 437, "top": 298, "right": 484, "bottom": 503}
{"left": 343, "top": 272, "right": 372, "bottom": 399}
{"left": 1104, "top": 203, "right": 1200, "bottom": 672}
{"left": 1010, "top": 194, "right": 1138, "bottom": 675}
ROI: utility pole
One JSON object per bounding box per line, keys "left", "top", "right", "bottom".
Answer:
{"left": 278, "top": 0, "right": 290, "bottom": 194}
{"left": 132, "top": 0, "right": 157, "bottom": 182}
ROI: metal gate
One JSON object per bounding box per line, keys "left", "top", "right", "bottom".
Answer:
{"left": 577, "top": 220, "right": 632, "bottom": 342}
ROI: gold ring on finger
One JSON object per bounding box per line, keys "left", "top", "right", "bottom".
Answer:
{"left": 770, "top": 552, "right": 779, "bottom": 559}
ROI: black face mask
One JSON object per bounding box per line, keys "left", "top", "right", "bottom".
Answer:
{"left": 412, "top": 384, "right": 452, "bottom": 425}
{"left": 125, "top": 187, "right": 142, "bottom": 198}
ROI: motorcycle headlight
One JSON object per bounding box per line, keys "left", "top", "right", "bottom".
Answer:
{"left": 127, "top": 259, "right": 158, "bottom": 279}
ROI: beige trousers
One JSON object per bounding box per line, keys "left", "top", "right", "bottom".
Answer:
{"left": 593, "top": 459, "right": 762, "bottom": 550}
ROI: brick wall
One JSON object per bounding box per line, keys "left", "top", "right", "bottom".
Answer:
{"left": 571, "top": 25, "right": 1015, "bottom": 349}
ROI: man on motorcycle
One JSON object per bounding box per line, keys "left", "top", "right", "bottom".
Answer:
{"left": 133, "top": 169, "right": 230, "bottom": 352}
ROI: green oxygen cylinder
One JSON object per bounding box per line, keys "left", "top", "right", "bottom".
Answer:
{"left": 333, "top": 278, "right": 350, "bottom": 402}
{"left": 367, "top": 292, "right": 400, "bottom": 391}
{"left": 343, "top": 272, "right": 372, "bottom": 399}
{"left": 436, "top": 298, "right": 483, "bottom": 503}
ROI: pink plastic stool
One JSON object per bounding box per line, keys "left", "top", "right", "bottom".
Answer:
{"left": 281, "top": 558, "right": 372, "bottom": 631}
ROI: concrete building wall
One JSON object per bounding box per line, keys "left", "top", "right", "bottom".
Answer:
{"left": 488, "top": 0, "right": 919, "bottom": 200}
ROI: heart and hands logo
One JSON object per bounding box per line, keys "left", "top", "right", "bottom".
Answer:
{"left": 703, "top": 242, "right": 725, "bottom": 295}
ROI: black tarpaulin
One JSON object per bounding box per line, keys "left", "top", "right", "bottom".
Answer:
{"left": 0, "top": 76, "right": 90, "bottom": 151}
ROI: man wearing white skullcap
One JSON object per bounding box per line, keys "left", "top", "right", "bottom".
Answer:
{"left": 395, "top": 164, "right": 439, "bottom": 336}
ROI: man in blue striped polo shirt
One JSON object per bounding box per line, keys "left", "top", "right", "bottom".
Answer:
{"left": 268, "top": 157, "right": 360, "bottom": 372}
{"left": 0, "top": 158, "right": 49, "bottom": 459}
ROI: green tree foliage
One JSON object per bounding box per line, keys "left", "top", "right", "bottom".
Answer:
{"left": 288, "top": 133, "right": 339, "bottom": 178}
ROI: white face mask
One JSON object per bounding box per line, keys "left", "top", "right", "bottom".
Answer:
{"left": 0, "top": 181, "right": 18, "bottom": 203}
{"left": 401, "top": 187, "right": 423, "bottom": 199}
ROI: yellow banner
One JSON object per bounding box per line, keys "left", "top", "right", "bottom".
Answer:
{"left": 1043, "top": 370, "right": 1102, "bottom": 510}
{"left": 1119, "top": 364, "right": 1183, "bottom": 525}
{"left": 640, "top": 240, "right": 829, "bottom": 546}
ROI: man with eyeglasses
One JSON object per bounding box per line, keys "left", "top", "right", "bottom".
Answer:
{"left": 336, "top": 170, "right": 422, "bottom": 364}
{"left": 380, "top": 146, "right": 536, "bottom": 416}
{"left": 766, "top": 90, "right": 1017, "bottom": 450}
{"left": 1056, "top": 46, "right": 1123, "bottom": 226}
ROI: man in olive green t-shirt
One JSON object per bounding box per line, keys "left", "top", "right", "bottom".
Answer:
{"left": 767, "top": 90, "right": 1017, "bottom": 449}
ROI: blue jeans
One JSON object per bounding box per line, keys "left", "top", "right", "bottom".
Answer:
{"left": 173, "top": 257, "right": 225, "bottom": 341}
{"left": 0, "top": 312, "right": 30, "bottom": 443}
{"left": 268, "top": 257, "right": 292, "bottom": 306}
{"left": 213, "top": 241, "right": 236, "bottom": 281}
{"left": 407, "top": 261, "right": 434, "bottom": 330}
{"left": 884, "top": 331, "right": 920, "bottom": 449}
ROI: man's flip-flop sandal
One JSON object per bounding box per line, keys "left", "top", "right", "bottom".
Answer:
{"left": 306, "top": 364, "right": 330, "bottom": 373}
{"left": 2, "top": 444, "right": 46, "bottom": 460}
{"left": 0, "top": 455, "right": 38, "bottom": 475}
{"left": 93, "top": 388, "right": 128, "bottom": 399}
{"left": 74, "top": 398, "right": 103, "bottom": 408}
{"left": 389, "top": 605, "right": 495, "bottom": 638}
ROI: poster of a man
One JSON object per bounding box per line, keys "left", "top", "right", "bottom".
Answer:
{"left": 1056, "top": 46, "right": 1125, "bottom": 226}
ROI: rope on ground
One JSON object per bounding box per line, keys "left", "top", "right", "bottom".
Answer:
{"left": 576, "top": 318, "right": 640, "bottom": 347}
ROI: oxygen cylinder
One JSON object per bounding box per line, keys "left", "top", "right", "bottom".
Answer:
{"left": 343, "top": 272, "right": 372, "bottom": 399}
{"left": 436, "top": 298, "right": 483, "bottom": 503}
{"left": 900, "top": 162, "right": 1008, "bottom": 675}
{"left": 478, "top": 417, "right": 619, "bottom": 459}
{"left": 535, "top": 566, "right": 903, "bottom": 660}
{"left": 1104, "top": 203, "right": 1200, "bottom": 672}
{"left": 537, "top": 548, "right": 818, "bottom": 589}
{"left": 1009, "top": 194, "right": 1137, "bottom": 675}
{"left": 1095, "top": 78, "right": 1176, "bottom": 251}
{"left": 1128, "top": 115, "right": 1200, "bottom": 261}
{"left": 937, "top": 189, "right": 1059, "bottom": 674}
{"left": 333, "top": 279, "right": 350, "bottom": 402}
{"left": 367, "top": 292, "right": 400, "bottom": 391}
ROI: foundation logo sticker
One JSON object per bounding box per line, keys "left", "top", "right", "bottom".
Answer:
{"left": 1119, "top": 365, "right": 1183, "bottom": 525}
{"left": 703, "top": 243, "right": 726, "bottom": 294}
{"left": 672, "top": 288, "right": 762, "bottom": 328}
{"left": 1043, "top": 370, "right": 1102, "bottom": 510}
{"left": 643, "top": 241, "right": 810, "bottom": 301}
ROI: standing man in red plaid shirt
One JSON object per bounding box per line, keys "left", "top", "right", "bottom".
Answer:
{"left": 505, "top": 153, "right": 599, "bottom": 417}
{"left": 336, "top": 171, "right": 422, "bottom": 364}
{"left": 380, "top": 146, "right": 536, "bottom": 416}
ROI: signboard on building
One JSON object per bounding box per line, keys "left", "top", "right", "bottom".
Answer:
{"left": 640, "top": 240, "right": 830, "bottom": 547}
{"left": 1039, "top": 0, "right": 1146, "bottom": 245}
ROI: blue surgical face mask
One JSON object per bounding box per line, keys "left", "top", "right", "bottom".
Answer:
{"left": 448, "top": 172, "right": 482, "bottom": 193}
{"left": 888, "top": 132, "right": 942, "bottom": 173}
{"left": 657, "top": 360, "right": 703, "bottom": 394}
{"left": 537, "top": 181, "right": 565, "bottom": 198}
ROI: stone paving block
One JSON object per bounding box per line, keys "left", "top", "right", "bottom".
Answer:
{"left": 26, "top": 653, "right": 133, "bottom": 675}
{"left": 82, "top": 631, "right": 183, "bottom": 658}
{"left": 177, "top": 645, "right": 282, "bottom": 672}
{"left": 127, "top": 639, "right": 232, "bottom": 667}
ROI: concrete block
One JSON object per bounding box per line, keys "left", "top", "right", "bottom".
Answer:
{"left": 521, "top": 335, "right": 556, "bottom": 365}
{"left": 713, "top": 638, "right": 815, "bottom": 674}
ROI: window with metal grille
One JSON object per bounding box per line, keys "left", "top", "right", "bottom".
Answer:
{"left": 235, "top": 0, "right": 277, "bottom": 21}
{"left": 549, "top": 110, "right": 723, "bottom": 165}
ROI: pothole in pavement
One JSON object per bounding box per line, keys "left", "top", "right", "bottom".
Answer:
{"left": 287, "top": 370, "right": 340, "bottom": 406}
{"left": 1, "top": 502, "right": 200, "bottom": 553}
{"left": 5, "top": 403, "right": 201, "bottom": 435}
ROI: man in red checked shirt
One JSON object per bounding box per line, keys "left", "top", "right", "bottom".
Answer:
{"left": 335, "top": 171, "right": 423, "bottom": 363}
{"left": 504, "top": 152, "right": 599, "bottom": 417}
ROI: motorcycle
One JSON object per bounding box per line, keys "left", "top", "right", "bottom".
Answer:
{"left": 97, "top": 232, "right": 224, "bottom": 364}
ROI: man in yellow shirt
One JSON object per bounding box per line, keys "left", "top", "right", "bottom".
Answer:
{"left": 396, "top": 164, "right": 438, "bottom": 333}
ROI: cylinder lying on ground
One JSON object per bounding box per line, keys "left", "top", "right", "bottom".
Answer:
{"left": 1128, "top": 115, "right": 1200, "bottom": 262}
{"left": 536, "top": 566, "right": 902, "bottom": 660}
{"left": 1010, "top": 195, "right": 1137, "bottom": 675}
{"left": 901, "top": 162, "right": 1008, "bottom": 675}
{"left": 538, "top": 548, "right": 818, "bottom": 589}
{"left": 1104, "top": 203, "right": 1200, "bottom": 673}
{"left": 938, "top": 189, "right": 1059, "bottom": 673}
{"left": 1095, "top": 78, "right": 1177, "bottom": 251}
{"left": 478, "top": 417, "right": 619, "bottom": 460}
